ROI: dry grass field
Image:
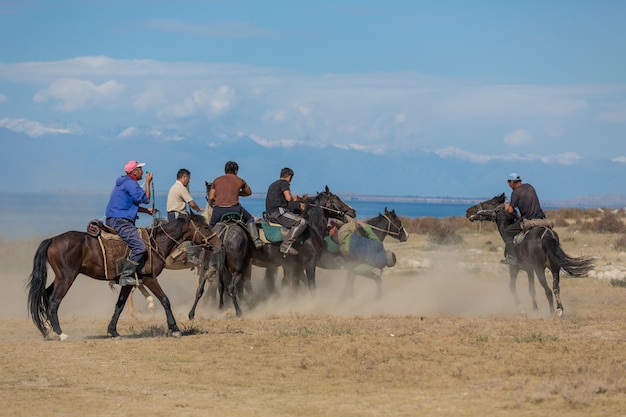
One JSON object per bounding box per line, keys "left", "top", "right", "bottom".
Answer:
{"left": 1, "top": 214, "right": 625, "bottom": 417}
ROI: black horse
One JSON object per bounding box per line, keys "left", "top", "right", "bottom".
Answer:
{"left": 318, "top": 208, "right": 409, "bottom": 298}
{"left": 254, "top": 187, "right": 356, "bottom": 296}
{"left": 188, "top": 216, "right": 252, "bottom": 319}
{"left": 466, "top": 193, "right": 595, "bottom": 316}
{"left": 27, "top": 214, "right": 222, "bottom": 339}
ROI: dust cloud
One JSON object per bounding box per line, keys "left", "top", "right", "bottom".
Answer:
{"left": 1, "top": 235, "right": 524, "bottom": 328}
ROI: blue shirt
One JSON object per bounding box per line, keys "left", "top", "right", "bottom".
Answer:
{"left": 105, "top": 175, "right": 149, "bottom": 221}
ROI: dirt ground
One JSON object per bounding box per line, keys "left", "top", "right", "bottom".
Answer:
{"left": 1, "top": 226, "right": 625, "bottom": 417}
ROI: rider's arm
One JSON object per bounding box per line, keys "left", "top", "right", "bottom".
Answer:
{"left": 239, "top": 183, "right": 252, "bottom": 197}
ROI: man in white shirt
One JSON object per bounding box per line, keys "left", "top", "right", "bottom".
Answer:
{"left": 166, "top": 168, "right": 204, "bottom": 222}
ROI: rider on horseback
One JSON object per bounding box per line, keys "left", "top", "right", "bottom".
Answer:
{"left": 329, "top": 218, "right": 396, "bottom": 269}
{"left": 501, "top": 173, "right": 546, "bottom": 266}
{"left": 208, "top": 161, "right": 264, "bottom": 249}
{"left": 265, "top": 167, "right": 307, "bottom": 255}
{"left": 105, "top": 160, "right": 154, "bottom": 286}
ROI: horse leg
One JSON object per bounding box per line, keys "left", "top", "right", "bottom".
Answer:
{"left": 188, "top": 265, "right": 208, "bottom": 320}
{"left": 551, "top": 268, "right": 563, "bottom": 317}
{"left": 304, "top": 262, "right": 316, "bottom": 293}
{"left": 264, "top": 266, "right": 278, "bottom": 296}
{"left": 364, "top": 270, "right": 383, "bottom": 299}
{"left": 534, "top": 268, "right": 554, "bottom": 314}
{"left": 137, "top": 284, "right": 155, "bottom": 311}
{"left": 229, "top": 271, "right": 243, "bottom": 317}
{"left": 343, "top": 269, "right": 356, "bottom": 298}
{"left": 126, "top": 286, "right": 139, "bottom": 318}
{"left": 525, "top": 269, "right": 539, "bottom": 312}
{"left": 140, "top": 278, "right": 182, "bottom": 337}
{"left": 107, "top": 285, "right": 134, "bottom": 338}
{"left": 46, "top": 275, "right": 78, "bottom": 341}
{"left": 508, "top": 267, "right": 523, "bottom": 314}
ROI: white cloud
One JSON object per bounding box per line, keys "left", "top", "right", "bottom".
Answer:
{"left": 504, "top": 129, "right": 532, "bottom": 147}
{"left": 249, "top": 134, "right": 299, "bottom": 148}
{"left": 263, "top": 109, "right": 287, "bottom": 123}
{"left": 0, "top": 117, "right": 74, "bottom": 137}
{"left": 428, "top": 146, "right": 582, "bottom": 165}
{"left": 33, "top": 78, "right": 124, "bottom": 111}
{"left": 611, "top": 156, "right": 626, "bottom": 163}
{"left": 159, "top": 85, "right": 234, "bottom": 120}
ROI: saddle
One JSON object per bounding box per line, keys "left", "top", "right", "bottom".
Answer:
{"left": 513, "top": 218, "right": 556, "bottom": 246}
{"left": 86, "top": 219, "right": 153, "bottom": 279}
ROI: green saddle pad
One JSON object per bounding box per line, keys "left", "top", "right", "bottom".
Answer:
{"left": 261, "top": 222, "right": 284, "bottom": 242}
{"left": 324, "top": 236, "right": 340, "bottom": 253}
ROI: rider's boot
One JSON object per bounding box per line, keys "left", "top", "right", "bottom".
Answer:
{"left": 500, "top": 242, "right": 518, "bottom": 265}
{"left": 246, "top": 222, "right": 264, "bottom": 249}
{"left": 280, "top": 223, "right": 307, "bottom": 255}
{"left": 118, "top": 259, "right": 141, "bottom": 286}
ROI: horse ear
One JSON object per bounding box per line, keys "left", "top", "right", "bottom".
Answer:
{"left": 498, "top": 193, "right": 505, "bottom": 201}
{"left": 325, "top": 185, "right": 330, "bottom": 193}
{"left": 384, "top": 207, "right": 389, "bottom": 214}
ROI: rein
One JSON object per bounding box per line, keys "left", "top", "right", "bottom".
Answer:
{"left": 367, "top": 213, "right": 403, "bottom": 237}
{"left": 146, "top": 218, "right": 218, "bottom": 263}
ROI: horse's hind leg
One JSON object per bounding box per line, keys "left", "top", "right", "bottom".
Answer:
{"left": 47, "top": 275, "right": 78, "bottom": 341}
{"left": 107, "top": 285, "right": 134, "bottom": 338}
{"left": 525, "top": 270, "right": 539, "bottom": 311}
{"left": 228, "top": 272, "right": 243, "bottom": 317}
{"left": 550, "top": 269, "right": 563, "bottom": 317}
{"left": 535, "top": 268, "right": 555, "bottom": 315}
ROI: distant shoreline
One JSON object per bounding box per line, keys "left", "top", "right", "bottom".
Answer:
{"left": 5, "top": 191, "right": 626, "bottom": 209}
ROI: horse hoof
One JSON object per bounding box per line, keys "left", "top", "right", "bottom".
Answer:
{"left": 555, "top": 308, "right": 563, "bottom": 318}
{"left": 169, "top": 331, "right": 182, "bottom": 338}
{"left": 59, "top": 333, "right": 70, "bottom": 341}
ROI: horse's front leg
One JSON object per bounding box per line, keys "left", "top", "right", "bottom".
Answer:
{"left": 107, "top": 285, "right": 134, "bottom": 338}
{"left": 141, "top": 278, "right": 181, "bottom": 337}
{"left": 508, "top": 267, "right": 523, "bottom": 313}
{"left": 188, "top": 265, "right": 208, "bottom": 320}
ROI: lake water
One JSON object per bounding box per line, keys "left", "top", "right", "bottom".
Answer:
{"left": 1, "top": 192, "right": 473, "bottom": 240}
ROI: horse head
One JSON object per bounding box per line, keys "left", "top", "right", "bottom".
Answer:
{"left": 315, "top": 185, "right": 357, "bottom": 221}
{"left": 186, "top": 213, "right": 222, "bottom": 253}
{"left": 466, "top": 193, "right": 506, "bottom": 222}
{"left": 383, "top": 207, "right": 409, "bottom": 242}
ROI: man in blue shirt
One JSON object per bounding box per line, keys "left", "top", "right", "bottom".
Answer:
{"left": 105, "top": 160, "right": 154, "bottom": 285}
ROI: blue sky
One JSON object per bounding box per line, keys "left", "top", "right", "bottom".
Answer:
{"left": 1, "top": 1, "right": 625, "bottom": 202}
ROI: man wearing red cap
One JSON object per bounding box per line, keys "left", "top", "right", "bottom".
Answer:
{"left": 105, "top": 160, "right": 154, "bottom": 286}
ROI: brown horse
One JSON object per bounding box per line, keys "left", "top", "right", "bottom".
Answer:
{"left": 27, "top": 214, "right": 221, "bottom": 340}
{"left": 466, "top": 193, "right": 595, "bottom": 316}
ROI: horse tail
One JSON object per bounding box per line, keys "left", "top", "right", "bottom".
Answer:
{"left": 28, "top": 238, "right": 54, "bottom": 337}
{"left": 543, "top": 234, "right": 595, "bottom": 277}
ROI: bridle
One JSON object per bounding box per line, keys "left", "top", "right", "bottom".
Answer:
{"left": 474, "top": 203, "right": 504, "bottom": 222}
{"left": 147, "top": 217, "right": 219, "bottom": 262}
{"left": 316, "top": 192, "right": 349, "bottom": 219}
{"left": 367, "top": 213, "right": 405, "bottom": 238}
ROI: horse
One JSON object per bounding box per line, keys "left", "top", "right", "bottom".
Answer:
{"left": 254, "top": 186, "right": 356, "bottom": 296}
{"left": 318, "top": 207, "right": 409, "bottom": 298}
{"left": 466, "top": 193, "right": 595, "bottom": 316}
{"left": 27, "top": 214, "right": 222, "bottom": 340}
{"left": 188, "top": 215, "right": 252, "bottom": 319}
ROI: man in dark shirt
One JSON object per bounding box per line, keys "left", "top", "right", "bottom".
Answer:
{"left": 265, "top": 167, "right": 306, "bottom": 255}
{"left": 501, "top": 173, "right": 546, "bottom": 265}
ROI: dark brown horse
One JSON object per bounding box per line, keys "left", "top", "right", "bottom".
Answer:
{"left": 188, "top": 216, "right": 252, "bottom": 319}
{"left": 466, "top": 193, "right": 595, "bottom": 316}
{"left": 318, "top": 208, "right": 409, "bottom": 298}
{"left": 255, "top": 186, "right": 357, "bottom": 296}
{"left": 28, "top": 214, "right": 222, "bottom": 340}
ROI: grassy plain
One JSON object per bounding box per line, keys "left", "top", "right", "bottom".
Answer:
{"left": 0, "top": 218, "right": 625, "bottom": 417}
